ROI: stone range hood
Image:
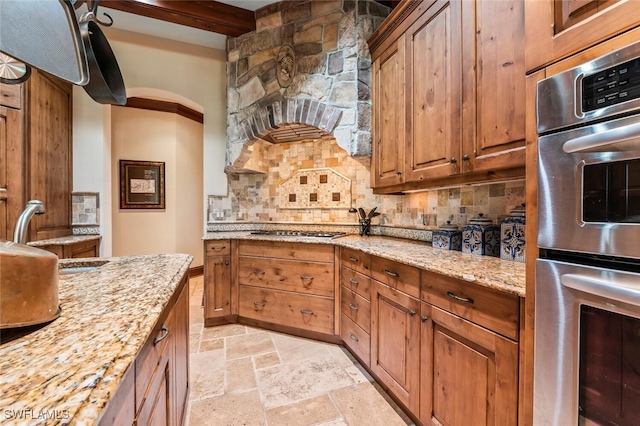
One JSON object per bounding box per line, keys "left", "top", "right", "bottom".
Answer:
{"left": 225, "top": 0, "right": 390, "bottom": 174}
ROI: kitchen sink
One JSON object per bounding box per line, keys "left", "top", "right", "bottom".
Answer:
{"left": 58, "top": 260, "right": 110, "bottom": 275}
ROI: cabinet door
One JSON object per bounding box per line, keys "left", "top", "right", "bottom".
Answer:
{"left": 526, "top": 0, "right": 640, "bottom": 72}
{"left": 461, "top": 0, "right": 526, "bottom": 173}
{"left": 0, "top": 102, "right": 23, "bottom": 240}
{"left": 25, "top": 69, "right": 73, "bottom": 241}
{"left": 204, "top": 255, "right": 231, "bottom": 318}
{"left": 404, "top": 0, "right": 462, "bottom": 182}
{"left": 172, "top": 281, "right": 189, "bottom": 426}
{"left": 370, "top": 281, "right": 421, "bottom": 414}
{"left": 420, "top": 302, "right": 518, "bottom": 426}
{"left": 371, "top": 36, "right": 406, "bottom": 188}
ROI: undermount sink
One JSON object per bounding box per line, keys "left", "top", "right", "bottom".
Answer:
{"left": 58, "top": 260, "right": 109, "bottom": 275}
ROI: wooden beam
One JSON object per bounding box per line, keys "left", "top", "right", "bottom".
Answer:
{"left": 100, "top": 0, "right": 256, "bottom": 37}
{"left": 124, "top": 97, "right": 204, "bottom": 123}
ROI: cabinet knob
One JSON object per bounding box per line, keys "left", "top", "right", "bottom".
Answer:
{"left": 450, "top": 157, "right": 457, "bottom": 164}
{"left": 396, "top": 170, "right": 402, "bottom": 175}
{"left": 462, "top": 154, "right": 470, "bottom": 161}
{"left": 420, "top": 315, "right": 428, "bottom": 323}
{"left": 408, "top": 310, "right": 416, "bottom": 317}
{"left": 224, "top": 261, "right": 229, "bottom": 265}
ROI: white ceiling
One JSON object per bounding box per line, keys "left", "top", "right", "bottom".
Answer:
{"left": 100, "top": 0, "right": 276, "bottom": 50}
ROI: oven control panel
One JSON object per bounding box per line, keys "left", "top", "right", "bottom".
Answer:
{"left": 582, "top": 57, "right": 640, "bottom": 112}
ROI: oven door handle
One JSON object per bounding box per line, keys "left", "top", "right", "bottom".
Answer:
{"left": 561, "top": 273, "right": 640, "bottom": 308}
{"left": 563, "top": 121, "right": 640, "bottom": 153}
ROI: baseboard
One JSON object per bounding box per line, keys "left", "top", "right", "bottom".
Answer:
{"left": 188, "top": 265, "right": 204, "bottom": 278}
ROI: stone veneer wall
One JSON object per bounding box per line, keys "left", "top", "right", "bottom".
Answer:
{"left": 225, "top": 0, "right": 390, "bottom": 169}
{"left": 71, "top": 192, "right": 101, "bottom": 235}
{"left": 208, "top": 138, "right": 526, "bottom": 230}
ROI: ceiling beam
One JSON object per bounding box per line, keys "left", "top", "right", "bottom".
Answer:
{"left": 100, "top": 0, "right": 256, "bottom": 37}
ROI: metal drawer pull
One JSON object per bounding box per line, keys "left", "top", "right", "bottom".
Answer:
{"left": 154, "top": 325, "right": 169, "bottom": 346}
{"left": 253, "top": 270, "right": 265, "bottom": 275}
{"left": 300, "top": 309, "right": 314, "bottom": 315}
{"left": 384, "top": 269, "right": 399, "bottom": 278}
{"left": 253, "top": 301, "right": 266, "bottom": 307}
{"left": 211, "top": 245, "right": 226, "bottom": 251}
{"left": 349, "top": 303, "right": 359, "bottom": 311}
{"left": 349, "top": 256, "right": 358, "bottom": 262}
{"left": 348, "top": 278, "right": 359, "bottom": 285}
{"left": 447, "top": 292, "right": 474, "bottom": 304}
{"left": 420, "top": 315, "right": 428, "bottom": 323}
{"left": 408, "top": 310, "right": 416, "bottom": 317}
{"left": 348, "top": 332, "right": 359, "bottom": 342}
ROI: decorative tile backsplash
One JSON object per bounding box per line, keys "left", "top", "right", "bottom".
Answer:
{"left": 72, "top": 192, "right": 99, "bottom": 225}
{"left": 280, "top": 168, "right": 351, "bottom": 209}
{"left": 72, "top": 192, "right": 100, "bottom": 235}
{"left": 208, "top": 137, "right": 525, "bottom": 236}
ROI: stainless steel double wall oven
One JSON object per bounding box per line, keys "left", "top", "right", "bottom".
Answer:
{"left": 535, "top": 41, "right": 640, "bottom": 425}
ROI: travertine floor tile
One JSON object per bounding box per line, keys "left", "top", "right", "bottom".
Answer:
{"left": 227, "top": 331, "right": 275, "bottom": 360}
{"left": 330, "top": 383, "right": 413, "bottom": 426}
{"left": 200, "top": 338, "right": 224, "bottom": 353}
{"left": 270, "top": 332, "right": 333, "bottom": 363}
{"left": 256, "top": 358, "right": 354, "bottom": 409}
{"left": 226, "top": 357, "right": 257, "bottom": 394}
{"left": 264, "top": 394, "right": 339, "bottom": 426}
{"left": 254, "top": 352, "right": 281, "bottom": 369}
{"left": 189, "top": 333, "right": 201, "bottom": 353}
{"left": 202, "top": 323, "right": 247, "bottom": 340}
{"left": 189, "top": 305, "right": 204, "bottom": 325}
{"left": 188, "top": 390, "right": 265, "bottom": 426}
{"left": 189, "top": 349, "right": 225, "bottom": 401}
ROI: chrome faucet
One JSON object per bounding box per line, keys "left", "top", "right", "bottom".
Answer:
{"left": 13, "top": 200, "right": 45, "bottom": 244}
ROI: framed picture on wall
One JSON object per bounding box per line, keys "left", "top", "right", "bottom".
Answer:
{"left": 119, "top": 160, "right": 165, "bottom": 209}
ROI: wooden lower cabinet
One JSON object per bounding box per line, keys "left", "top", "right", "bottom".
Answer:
{"left": 419, "top": 302, "right": 519, "bottom": 426}
{"left": 371, "top": 281, "right": 421, "bottom": 415}
{"left": 239, "top": 285, "right": 334, "bottom": 335}
{"left": 98, "top": 274, "right": 189, "bottom": 426}
{"left": 38, "top": 237, "right": 101, "bottom": 259}
{"left": 204, "top": 240, "right": 232, "bottom": 322}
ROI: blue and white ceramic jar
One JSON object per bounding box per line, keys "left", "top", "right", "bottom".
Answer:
{"left": 432, "top": 222, "right": 462, "bottom": 251}
{"left": 500, "top": 207, "right": 526, "bottom": 262}
{"left": 462, "top": 214, "right": 500, "bottom": 256}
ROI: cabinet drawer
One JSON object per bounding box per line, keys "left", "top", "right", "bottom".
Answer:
{"left": 421, "top": 269, "right": 520, "bottom": 341}
{"left": 341, "top": 247, "right": 371, "bottom": 276}
{"left": 239, "top": 240, "right": 334, "bottom": 262}
{"left": 341, "top": 286, "right": 371, "bottom": 333}
{"left": 340, "top": 266, "right": 371, "bottom": 300}
{"left": 0, "top": 83, "right": 21, "bottom": 109}
{"left": 134, "top": 316, "right": 171, "bottom": 412}
{"left": 340, "top": 313, "right": 370, "bottom": 367}
{"left": 239, "top": 285, "right": 334, "bottom": 335}
{"left": 205, "top": 240, "right": 231, "bottom": 256}
{"left": 370, "top": 256, "right": 420, "bottom": 298}
{"left": 238, "top": 257, "right": 334, "bottom": 297}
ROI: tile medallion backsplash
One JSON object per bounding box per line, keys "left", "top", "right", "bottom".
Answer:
{"left": 208, "top": 138, "right": 525, "bottom": 235}
{"left": 72, "top": 192, "right": 100, "bottom": 235}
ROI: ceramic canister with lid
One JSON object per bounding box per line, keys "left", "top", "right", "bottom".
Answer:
{"left": 500, "top": 206, "right": 526, "bottom": 262}
{"left": 462, "top": 214, "right": 500, "bottom": 256}
{"left": 432, "top": 221, "right": 462, "bottom": 251}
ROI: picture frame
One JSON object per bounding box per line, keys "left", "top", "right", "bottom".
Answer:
{"left": 119, "top": 160, "right": 165, "bottom": 209}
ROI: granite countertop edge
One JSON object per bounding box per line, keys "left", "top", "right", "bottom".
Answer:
{"left": 27, "top": 235, "right": 102, "bottom": 247}
{"left": 0, "top": 253, "right": 193, "bottom": 425}
{"left": 203, "top": 231, "right": 526, "bottom": 298}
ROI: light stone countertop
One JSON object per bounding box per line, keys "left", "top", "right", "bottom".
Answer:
{"left": 28, "top": 235, "right": 101, "bottom": 247}
{"left": 203, "top": 232, "right": 526, "bottom": 297}
{"left": 0, "top": 253, "right": 193, "bottom": 425}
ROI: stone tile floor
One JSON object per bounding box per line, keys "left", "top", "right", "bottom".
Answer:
{"left": 186, "top": 276, "right": 414, "bottom": 426}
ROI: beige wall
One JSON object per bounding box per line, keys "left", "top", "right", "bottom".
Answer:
{"left": 111, "top": 107, "right": 204, "bottom": 266}
{"left": 73, "top": 28, "right": 226, "bottom": 257}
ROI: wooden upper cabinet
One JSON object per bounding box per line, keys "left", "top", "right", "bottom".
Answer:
{"left": 25, "top": 69, "right": 73, "bottom": 241}
{"left": 526, "top": 0, "right": 640, "bottom": 72}
{"left": 461, "top": 0, "right": 526, "bottom": 173}
{"left": 369, "top": 0, "right": 525, "bottom": 192}
{"left": 405, "top": 0, "right": 462, "bottom": 182}
{"left": 371, "top": 37, "right": 405, "bottom": 188}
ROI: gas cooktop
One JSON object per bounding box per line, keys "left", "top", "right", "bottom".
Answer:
{"left": 249, "top": 230, "right": 346, "bottom": 238}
